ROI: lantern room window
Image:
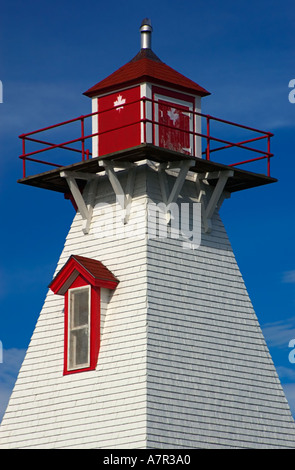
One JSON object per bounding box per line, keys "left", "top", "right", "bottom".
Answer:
{"left": 152, "top": 86, "right": 196, "bottom": 156}
{"left": 49, "top": 255, "right": 119, "bottom": 375}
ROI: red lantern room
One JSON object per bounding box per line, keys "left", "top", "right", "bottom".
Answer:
{"left": 18, "top": 18, "right": 275, "bottom": 207}
{"left": 84, "top": 19, "right": 210, "bottom": 158}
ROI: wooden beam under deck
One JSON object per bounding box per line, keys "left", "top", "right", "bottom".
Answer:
{"left": 17, "top": 143, "right": 277, "bottom": 194}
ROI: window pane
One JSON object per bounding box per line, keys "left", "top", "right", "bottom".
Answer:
{"left": 69, "top": 327, "right": 89, "bottom": 368}
{"left": 72, "top": 289, "right": 89, "bottom": 327}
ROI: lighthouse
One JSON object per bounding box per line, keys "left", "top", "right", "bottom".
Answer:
{"left": 1, "top": 19, "right": 295, "bottom": 449}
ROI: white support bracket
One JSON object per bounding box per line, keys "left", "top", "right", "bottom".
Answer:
{"left": 60, "top": 170, "right": 98, "bottom": 235}
{"left": 98, "top": 161, "right": 136, "bottom": 224}
{"left": 158, "top": 160, "right": 194, "bottom": 222}
{"left": 195, "top": 169, "right": 233, "bottom": 233}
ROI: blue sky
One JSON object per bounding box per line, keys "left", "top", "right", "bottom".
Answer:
{"left": 1, "top": 0, "right": 295, "bottom": 422}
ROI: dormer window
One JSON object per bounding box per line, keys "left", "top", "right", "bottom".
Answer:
{"left": 68, "top": 285, "right": 91, "bottom": 370}
{"left": 49, "top": 255, "right": 119, "bottom": 375}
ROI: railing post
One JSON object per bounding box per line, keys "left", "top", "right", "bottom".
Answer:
{"left": 267, "top": 151, "right": 271, "bottom": 176}
{"left": 81, "top": 117, "right": 85, "bottom": 161}
{"left": 193, "top": 108, "right": 196, "bottom": 156}
{"left": 206, "top": 116, "right": 210, "bottom": 161}
{"left": 22, "top": 158, "right": 26, "bottom": 178}
{"left": 21, "top": 136, "right": 26, "bottom": 177}
{"left": 267, "top": 134, "right": 271, "bottom": 177}
{"left": 152, "top": 96, "right": 155, "bottom": 146}
{"left": 86, "top": 149, "right": 90, "bottom": 160}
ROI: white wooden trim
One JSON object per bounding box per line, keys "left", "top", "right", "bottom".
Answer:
{"left": 67, "top": 285, "right": 91, "bottom": 371}
{"left": 158, "top": 160, "right": 194, "bottom": 222}
{"left": 60, "top": 171, "right": 89, "bottom": 221}
{"left": 140, "top": 82, "right": 152, "bottom": 143}
{"left": 91, "top": 98, "right": 98, "bottom": 158}
{"left": 195, "top": 170, "right": 234, "bottom": 233}
{"left": 98, "top": 161, "right": 137, "bottom": 224}
{"left": 194, "top": 95, "right": 202, "bottom": 158}
{"left": 60, "top": 171, "right": 93, "bottom": 234}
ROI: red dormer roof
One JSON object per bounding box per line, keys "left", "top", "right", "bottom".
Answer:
{"left": 49, "top": 254, "right": 119, "bottom": 295}
{"left": 84, "top": 49, "right": 210, "bottom": 98}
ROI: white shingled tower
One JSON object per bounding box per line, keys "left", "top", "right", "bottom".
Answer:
{"left": 1, "top": 19, "right": 295, "bottom": 449}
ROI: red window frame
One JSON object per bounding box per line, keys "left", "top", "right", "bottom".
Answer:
{"left": 49, "top": 255, "right": 119, "bottom": 376}
{"left": 64, "top": 274, "right": 100, "bottom": 375}
{"left": 152, "top": 86, "right": 196, "bottom": 155}
{"left": 157, "top": 99, "right": 191, "bottom": 154}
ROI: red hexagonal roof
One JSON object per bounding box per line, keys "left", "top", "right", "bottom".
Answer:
{"left": 84, "top": 49, "right": 210, "bottom": 98}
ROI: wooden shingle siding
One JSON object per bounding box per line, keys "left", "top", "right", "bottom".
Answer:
{"left": 0, "top": 163, "right": 295, "bottom": 448}
{"left": 146, "top": 168, "right": 295, "bottom": 448}
{"left": 0, "top": 168, "right": 149, "bottom": 449}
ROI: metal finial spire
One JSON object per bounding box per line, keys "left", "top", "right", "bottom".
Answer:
{"left": 140, "top": 18, "right": 153, "bottom": 49}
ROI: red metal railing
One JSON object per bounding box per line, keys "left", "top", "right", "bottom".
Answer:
{"left": 19, "top": 97, "right": 274, "bottom": 178}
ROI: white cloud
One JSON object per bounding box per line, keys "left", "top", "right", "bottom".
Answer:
{"left": 275, "top": 367, "right": 295, "bottom": 418}
{"left": 262, "top": 316, "right": 295, "bottom": 349}
{"left": 0, "top": 80, "right": 89, "bottom": 138}
{"left": 203, "top": 68, "right": 294, "bottom": 132}
{"left": 261, "top": 320, "right": 295, "bottom": 419}
{"left": 277, "top": 366, "right": 295, "bottom": 381}
{"left": 0, "top": 348, "right": 26, "bottom": 423}
{"left": 281, "top": 383, "right": 295, "bottom": 418}
{"left": 0, "top": 262, "right": 58, "bottom": 301}
{"left": 282, "top": 271, "right": 295, "bottom": 284}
